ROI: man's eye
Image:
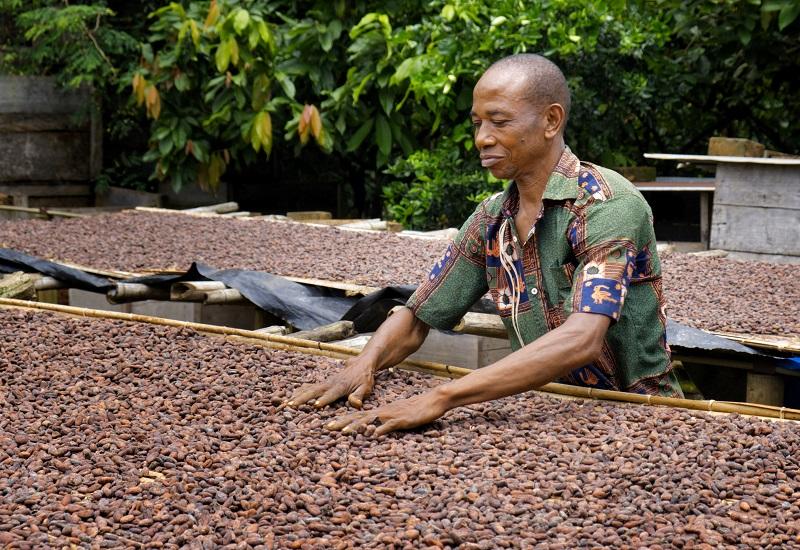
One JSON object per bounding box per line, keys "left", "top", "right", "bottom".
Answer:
{"left": 471, "top": 120, "right": 481, "bottom": 128}
{"left": 492, "top": 120, "right": 508, "bottom": 127}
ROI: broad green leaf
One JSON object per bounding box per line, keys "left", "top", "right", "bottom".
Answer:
{"left": 275, "top": 72, "right": 296, "bottom": 99}
{"left": 441, "top": 5, "right": 455, "bottom": 21}
{"left": 375, "top": 115, "right": 392, "bottom": 156}
{"left": 379, "top": 89, "right": 394, "bottom": 115}
{"left": 215, "top": 41, "right": 230, "bottom": 72}
{"left": 346, "top": 118, "right": 374, "bottom": 151}
{"left": 174, "top": 72, "right": 190, "bottom": 91}
{"left": 779, "top": 2, "right": 800, "bottom": 29}
{"left": 233, "top": 9, "right": 250, "bottom": 34}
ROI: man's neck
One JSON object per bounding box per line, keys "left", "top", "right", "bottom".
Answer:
{"left": 515, "top": 140, "right": 565, "bottom": 207}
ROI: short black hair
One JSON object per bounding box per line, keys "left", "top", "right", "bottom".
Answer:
{"left": 487, "top": 54, "right": 571, "bottom": 125}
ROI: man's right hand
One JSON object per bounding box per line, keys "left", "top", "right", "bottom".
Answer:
{"left": 286, "top": 359, "right": 375, "bottom": 409}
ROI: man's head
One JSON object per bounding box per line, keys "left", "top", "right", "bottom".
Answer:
{"left": 471, "top": 54, "right": 570, "bottom": 183}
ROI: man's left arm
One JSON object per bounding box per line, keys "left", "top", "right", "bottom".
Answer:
{"left": 326, "top": 311, "right": 610, "bottom": 436}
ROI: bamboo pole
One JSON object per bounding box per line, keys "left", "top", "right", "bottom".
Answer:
{"left": 170, "top": 281, "right": 227, "bottom": 301}
{"left": 203, "top": 288, "right": 246, "bottom": 304}
{"left": 0, "top": 204, "right": 87, "bottom": 218}
{"left": 33, "top": 276, "right": 66, "bottom": 291}
{"left": 710, "top": 331, "right": 800, "bottom": 354}
{"left": 2, "top": 297, "right": 798, "bottom": 422}
{"left": 107, "top": 283, "right": 170, "bottom": 304}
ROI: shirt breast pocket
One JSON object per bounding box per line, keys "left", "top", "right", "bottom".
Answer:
{"left": 546, "top": 263, "right": 575, "bottom": 310}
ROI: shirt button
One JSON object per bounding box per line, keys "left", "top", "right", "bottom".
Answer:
{"left": 530, "top": 287, "right": 539, "bottom": 296}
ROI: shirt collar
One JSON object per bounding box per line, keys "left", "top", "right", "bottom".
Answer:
{"left": 499, "top": 147, "right": 581, "bottom": 216}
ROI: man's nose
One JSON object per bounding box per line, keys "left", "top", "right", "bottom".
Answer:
{"left": 475, "top": 124, "right": 496, "bottom": 149}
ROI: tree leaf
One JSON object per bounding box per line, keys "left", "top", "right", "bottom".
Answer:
{"left": 205, "top": 0, "right": 220, "bottom": 28}
{"left": 215, "top": 41, "right": 230, "bottom": 72}
{"left": 309, "top": 105, "right": 322, "bottom": 140}
{"left": 233, "top": 9, "right": 250, "bottom": 35}
{"left": 379, "top": 89, "right": 394, "bottom": 115}
{"left": 375, "top": 115, "right": 392, "bottom": 156}
{"left": 778, "top": 2, "right": 800, "bottom": 29}
{"left": 345, "top": 118, "right": 374, "bottom": 152}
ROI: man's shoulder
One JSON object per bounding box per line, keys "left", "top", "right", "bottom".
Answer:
{"left": 578, "top": 162, "right": 649, "bottom": 208}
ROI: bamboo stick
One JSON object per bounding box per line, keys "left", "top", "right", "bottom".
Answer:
{"left": 2, "top": 297, "right": 797, "bottom": 422}
{"left": 203, "top": 288, "right": 246, "bottom": 304}
{"left": 107, "top": 283, "right": 171, "bottom": 304}
{"left": 170, "top": 281, "right": 226, "bottom": 301}
{"left": 33, "top": 276, "right": 66, "bottom": 291}
{"left": 710, "top": 331, "right": 800, "bottom": 354}
{"left": 0, "top": 204, "right": 87, "bottom": 218}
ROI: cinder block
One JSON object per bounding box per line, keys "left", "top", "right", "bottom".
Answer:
{"left": 707, "top": 137, "right": 764, "bottom": 157}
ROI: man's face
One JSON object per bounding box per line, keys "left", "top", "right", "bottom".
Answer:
{"left": 470, "top": 69, "right": 549, "bottom": 181}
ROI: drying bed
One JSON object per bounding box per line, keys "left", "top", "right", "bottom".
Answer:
{"left": 1, "top": 308, "right": 799, "bottom": 548}
{"left": 1, "top": 210, "right": 798, "bottom": 336}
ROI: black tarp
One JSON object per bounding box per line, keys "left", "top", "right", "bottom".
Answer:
{"left": 0, "top": 248, "right": 113, "bottom": 292}
{"left": 127, "top": 263, "right": 354, "bottom": 331}
{"left": 0, "top": 247, "right": 788, "bottom": 362}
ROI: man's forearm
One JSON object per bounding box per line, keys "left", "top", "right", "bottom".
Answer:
{"left": 434, "top": 313, "right": 610, "bottom": 410}
{"left": 355, "top": 307, "right": 430, "bottom": 373}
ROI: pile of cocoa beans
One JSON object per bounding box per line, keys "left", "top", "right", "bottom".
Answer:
{"left": 2, "top": 308, "right": 799, "bottom": 548}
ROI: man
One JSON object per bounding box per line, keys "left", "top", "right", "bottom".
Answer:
{"left": 287, "top": 54, "right": 683, "bottom": 436}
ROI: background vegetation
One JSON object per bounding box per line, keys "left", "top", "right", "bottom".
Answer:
{"left": 1, "top": 0, "right": 798, "bottom": 228}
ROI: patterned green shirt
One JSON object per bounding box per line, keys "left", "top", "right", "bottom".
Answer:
{"left": 406, "top": 148, "right": 683, "bottom": 397}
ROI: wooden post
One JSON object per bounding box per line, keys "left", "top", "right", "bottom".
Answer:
{"left": 184, "top": 201, "right": 239, "bottom": 214}
{"left": 746, "top": 373, "right": 784, "bottom": 406}
{"left": 699, "top": 191, "right": 711, "bottom": 250}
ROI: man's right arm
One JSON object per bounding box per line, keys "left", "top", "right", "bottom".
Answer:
{"left": 286, "top": 307, "right": 430, "bottom": 409}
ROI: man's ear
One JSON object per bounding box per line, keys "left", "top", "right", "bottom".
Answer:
{"left": 544, "top": 103, "right": 566, "bottom": 139}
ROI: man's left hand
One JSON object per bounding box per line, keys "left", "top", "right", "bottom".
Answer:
{"left": 325, "top": 390, "right": 447, "bottom": 437}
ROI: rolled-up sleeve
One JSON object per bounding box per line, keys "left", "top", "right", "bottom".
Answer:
{"left": 406, "top": 209, "right": 488, "bottom": 330}
{"left": 568, "top": 193, "right": 651, "bottom": 322}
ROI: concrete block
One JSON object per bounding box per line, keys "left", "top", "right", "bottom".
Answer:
{"left": 708, "top": 137, "right": 764, "bottom": 158}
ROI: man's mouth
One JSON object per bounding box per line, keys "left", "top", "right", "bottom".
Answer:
{"left": 480, "top": 155, "right": 503, "bottom": 167}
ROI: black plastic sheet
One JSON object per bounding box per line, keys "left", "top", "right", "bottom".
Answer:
{"left": 0, "top": 248, "right": 113, "bottom": 292}
{"left": 127, "top": 263, "right": 354, "bottom": 331}
{"left": 0, "top": 247, "right": 787, "bottom": 362}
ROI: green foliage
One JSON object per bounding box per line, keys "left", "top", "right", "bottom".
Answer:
{"left": 0, "top": 1, "right": 138, "bottom": 88}
{"left": 130, "top": 0, "right": 288, "bottom": 191}
{"left": 383, "top": 131, "right": 502, "bottom": 230}
{"left": 2, "top": 0, "right": 799, "bottom": 225}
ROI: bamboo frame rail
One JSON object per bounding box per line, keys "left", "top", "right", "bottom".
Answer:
{"left": 3, "top": 297, "right": 798, "bottom": 422}
{"left": 0, "top": 204, "right": 87, "bottom": 218}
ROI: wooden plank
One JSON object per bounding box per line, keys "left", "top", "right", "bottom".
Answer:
{"left": 0, "top": 113, "right": 88, "bottom": 132}
{"left": 0, "top": 132, "right": 90, "bottom": 181}
{"left": 286, "top": 211, "right": 332, "bottom": 221}
{"left": 714, "top": 164, "right": 800, "bottom": 210}
{"left": 634, "top": 180, "right": 716, "bottom": 192}
{"left": 644, "top": 153, "right": 800, "bottom": 166}
{"left": 0, "top": 76, "right": 90, "bottom": 115}
{"left": 710, "top": 204, "right": 800, "bottom": 256}
{"left": 0, "top": 183, "right": 91, "bottom": 196}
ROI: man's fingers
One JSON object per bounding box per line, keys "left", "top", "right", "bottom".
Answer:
{"left": 313, "top": 386, "right": 346, "bottom": 408}
{"left": 285, "top": 384, "right": 325, "bottom": 407}
{"left": 325, "top": 412, "right": 374, "bottom": 432}
{"left": 347, "top": 383, "right": 370, "bottom": 409}
{"left": 374, "top": 419, "right": 401, "bottom": 437}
